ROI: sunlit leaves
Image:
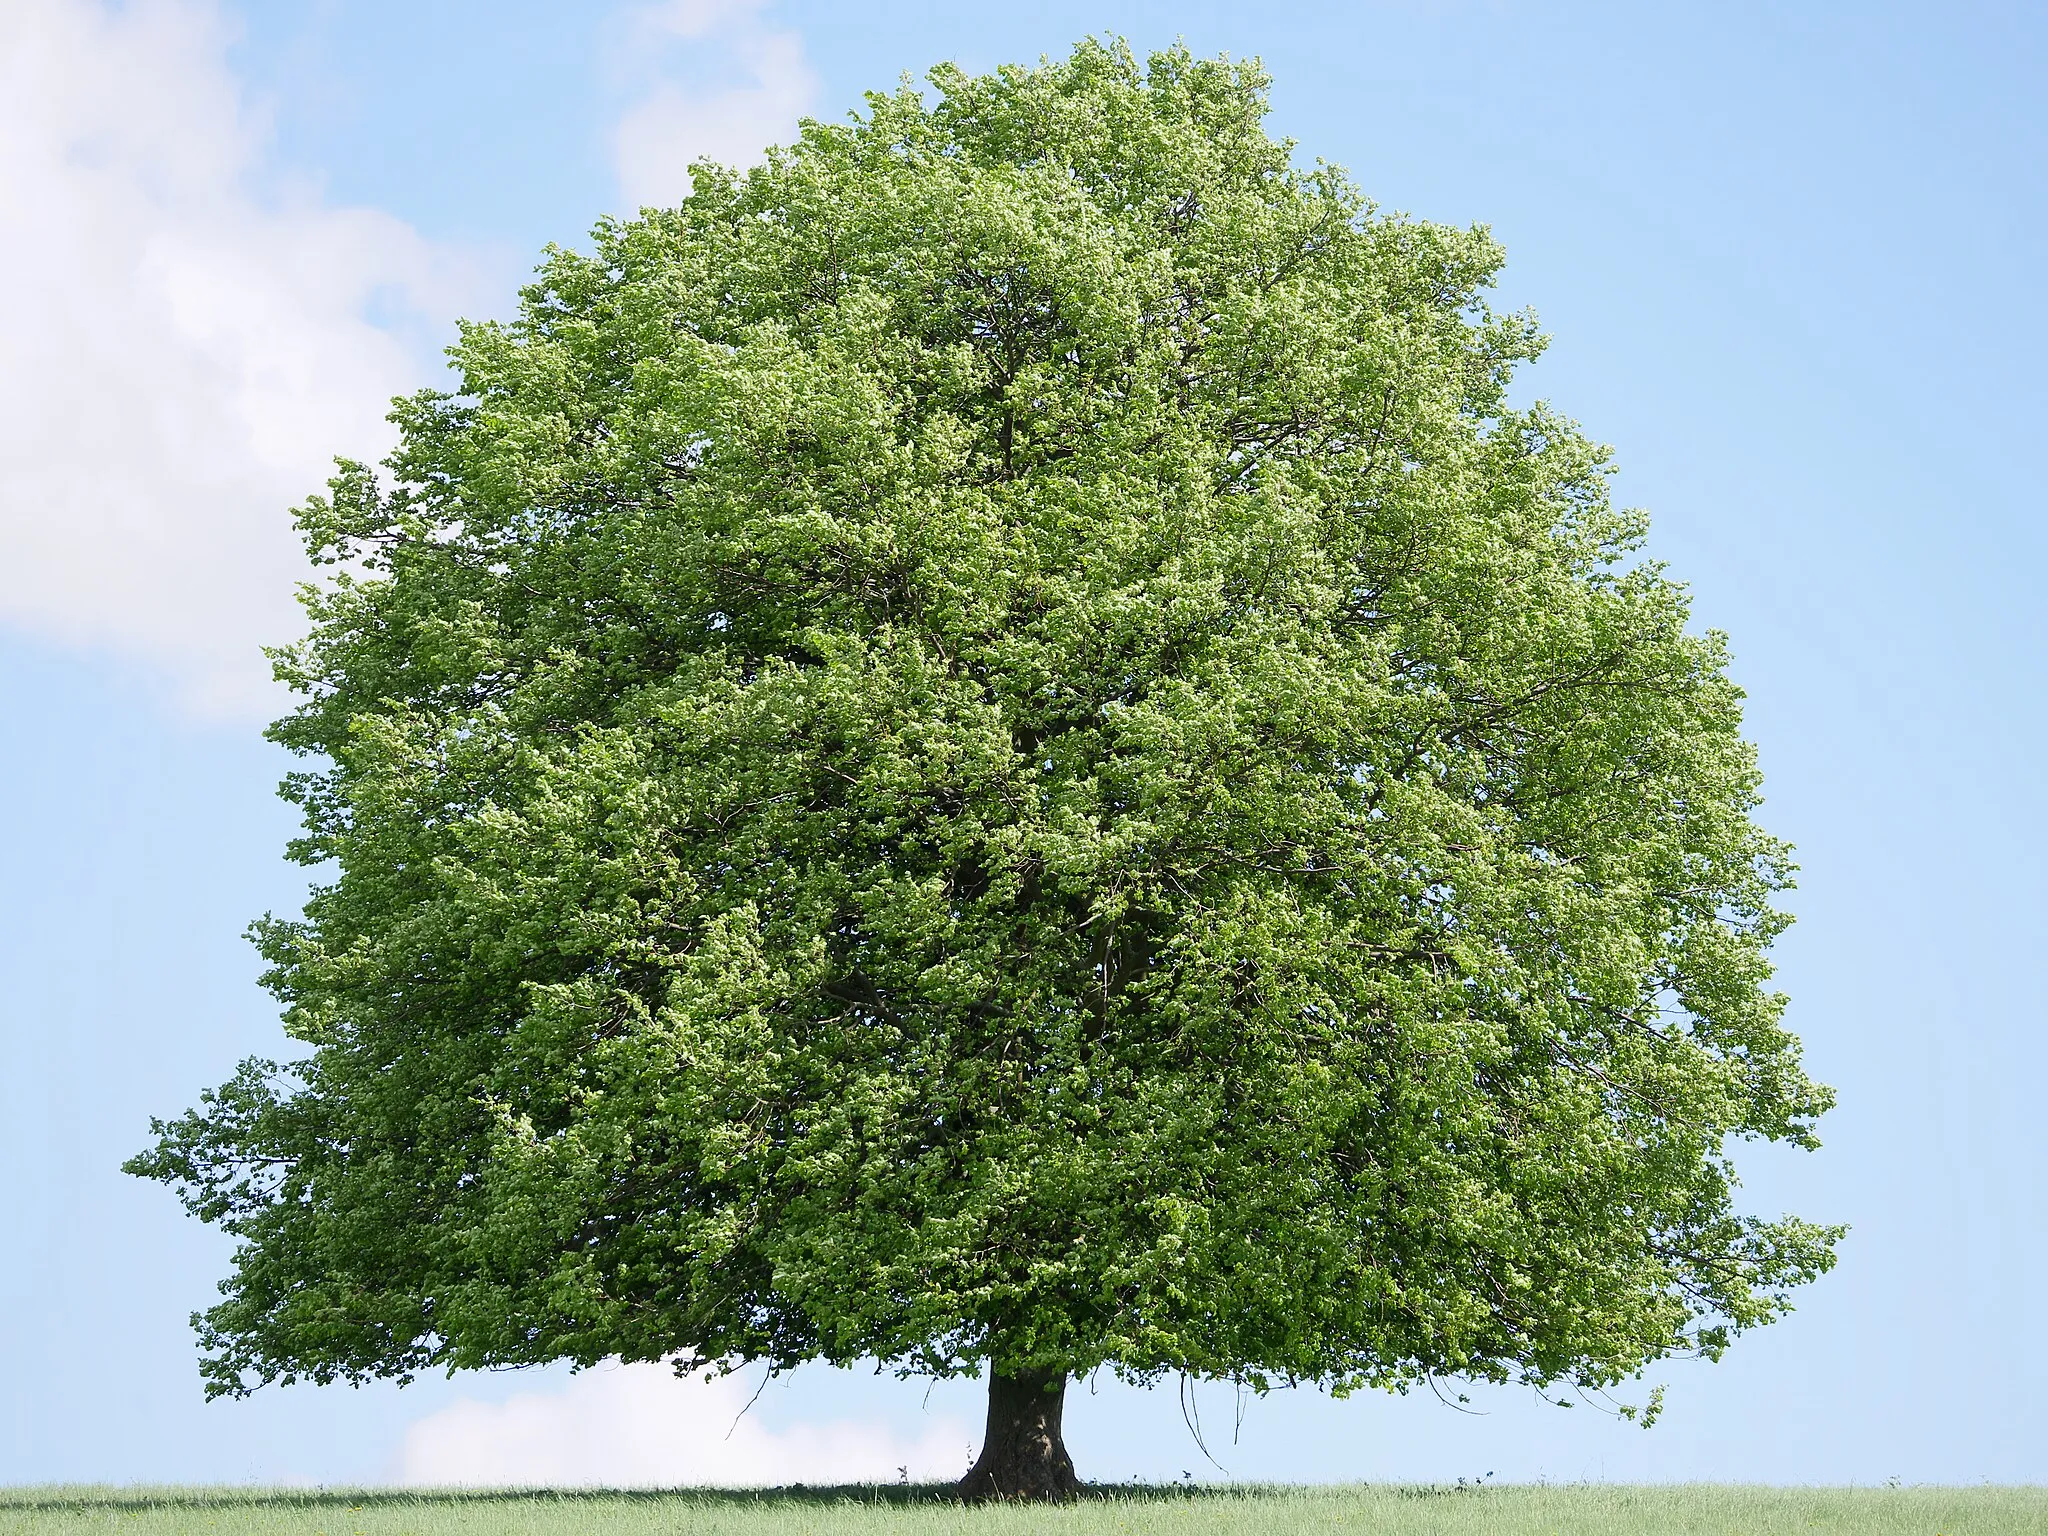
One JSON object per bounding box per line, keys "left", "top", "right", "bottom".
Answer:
{"left": 129, "top": 37, "right": 1836, "bottom": 1406}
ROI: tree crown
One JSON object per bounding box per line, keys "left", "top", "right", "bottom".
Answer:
{"left": 132, "top": 37, "right": 1837, "bottom": 1406}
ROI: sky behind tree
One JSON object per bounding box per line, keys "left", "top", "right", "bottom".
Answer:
{"left": 0, "top": 0, "right": 2041, "bottom": 1487}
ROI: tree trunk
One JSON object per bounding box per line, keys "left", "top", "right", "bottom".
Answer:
{"left": 957, "top": 1366, "right": 1080, "bottom": 1501}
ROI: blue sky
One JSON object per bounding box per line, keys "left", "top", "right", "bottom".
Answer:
{"left": 0, "top": 0, "right": 2042, "bottom": 1488}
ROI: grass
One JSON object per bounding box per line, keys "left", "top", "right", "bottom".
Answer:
{"left": 2, "top": 1484, "right": 2043, "bottom": 1536}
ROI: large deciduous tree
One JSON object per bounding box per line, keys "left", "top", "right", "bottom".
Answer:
{"left": 130, "top": 39, "right": 1839, "bottom": 1500}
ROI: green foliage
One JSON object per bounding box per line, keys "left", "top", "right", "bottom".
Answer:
{"left": 130, "top": 39, "right": 1837, "bottom": 1406}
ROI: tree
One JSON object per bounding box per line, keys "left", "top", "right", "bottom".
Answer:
{"left": 129, "top": 39, "right": 1840, "bottom": 1501}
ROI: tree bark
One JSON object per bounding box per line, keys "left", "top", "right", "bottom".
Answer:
{"left": 956, "top": 1365, "right": 1080, "bottom": 1501}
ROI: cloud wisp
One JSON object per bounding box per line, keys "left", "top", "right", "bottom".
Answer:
{"left": 610, "top": 0, "right": 819, "bottom": 208}
{"left": 0, "top": 0, "right": 487, "bottom": 715}
{"left": 394, "top": 1363, "right": 973, "bottom": 1488}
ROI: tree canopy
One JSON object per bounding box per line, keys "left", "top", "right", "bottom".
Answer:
{"left": 131, "top": 38, "right": 1838, "bottom": 1497}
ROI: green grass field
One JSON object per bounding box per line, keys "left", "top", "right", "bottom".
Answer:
{"left": 3, "top": 1485, "right": 2041, "bottom": 1536}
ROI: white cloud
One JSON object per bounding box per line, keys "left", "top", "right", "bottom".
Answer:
{"left": 0, "top": 0, "right": 483, "bottom": 715}
{"left": 394, "top": 1363, "right": 973, "bottom": 1488}
{"left": 611, "top": 0, "right": 818, "bottom": 208}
